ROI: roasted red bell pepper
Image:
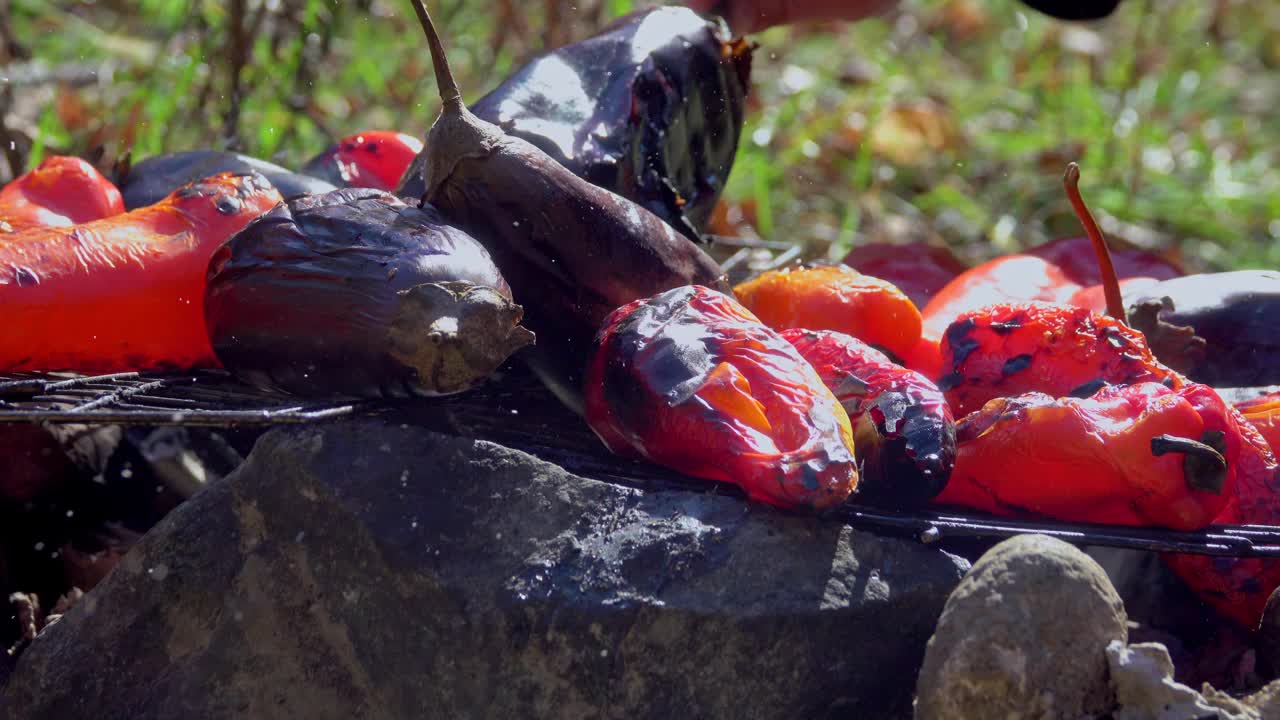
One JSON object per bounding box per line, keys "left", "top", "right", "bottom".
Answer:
{"left": 934, "top": 382, "right": 1241, "bottom": 531}
{"left": 841, "top": 242, "right": 967, "bottom": 309}
{"left": 938, "top": 302, "right": 1180, "bottom": 417}
{"left": 1162, "top": 416, "right": 1280, "bottom": 629}
{"left": 300, "top": 130, "right": 423, "bottom": 192}
{"left": 584, "top": 285, "right": 859, "bottom": 511}
{"left": 782, "top": 328, "right": 954, "bottom": 506}
{"left": 0, "top": 171, "right": 283, "bottom": 372}
{"left": 1235, "top": 393, "right": 1280, "bottom": 453}
{"left": 733, "top": 263, "right": 922, "bottom": 361}
{"left": 0, "top": 155, "right": 123, "bottom": 232}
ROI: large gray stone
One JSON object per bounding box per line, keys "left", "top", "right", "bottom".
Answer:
{"left": 0, "top": 419, "right": 970, "bottom": 720}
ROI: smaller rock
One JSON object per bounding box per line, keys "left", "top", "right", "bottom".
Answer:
{"left": 914, "top": 534, "right": 1127, "bottom": 720}
{"left": 1107, "top": 640, "right": 1258, "bottom": 720}
{"left": 1245, "top": 679, "right": 1280, "bottom": 716}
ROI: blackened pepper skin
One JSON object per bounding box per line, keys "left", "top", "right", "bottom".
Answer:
{"left": 205, "top": 188, "right": 533, "bottom": 399}
{"left": 585, "top": 285, "right": 858, "bottom": 511}
{"left": 119, "top": 150, "right": 335, "bottom": 210}
{"left": 398, "top": 6, "right": 752, "bottom": 242}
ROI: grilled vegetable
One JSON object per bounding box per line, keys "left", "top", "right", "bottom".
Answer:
{"left": 403, "top": 0, "right": 727, "bottom": 413}
{"left": 733, "top": 263, "right": 922, "bottom": 361}
{"left": 842, "top": 241, "right": 967, "bottom": 309}
{"left": 301, "top": 131, "right": 423, "bottom": 191}
{"left": 0, "top": 156, "right": 123, "bottom": 231}
{"left": 0, "top": 172, "right": 282, "bottom": 372}
{"left": 118, "top": 150, "right": 333, "bottom": 210}
{"left": 1162, "top": 416, "right": 1280, "bottom": 628}
{"left": 584, "top": 285, "right": 858, "bottom": 511}
{"left": 205, "top": 188, "right": 532, "bottom": 398}
{"left": 783, "top": 328, "right": 954, "bottom": 506}
{"left": 399, "top": 6, "right": 752, "bottom": 241}
{"left": 1235, "top": 392, "right": 1280, "bottom": 453}
{"left": 934, "top": 382, "right": 1242, "bottom": 531}
{"left": 938, "top": 302, "right": 1180, "bottom": 417}
{"left": 1126, "top": 271, "right": 1280, "bottom": 386}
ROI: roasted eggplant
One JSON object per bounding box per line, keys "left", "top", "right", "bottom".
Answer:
{"left": 402, "top": 0, "right": 727, "bottom": 413}
{"left": 1127, "top": 271, "right": 1280, "bottom": 386}
{"left": 205, "top": 188, "right": 533, "bottom": 399}
{"left": 118, "top": 150, "right": 334, "bottom": 210}
{"left": 398, "top": 6, "right": 752, "bottom": 241}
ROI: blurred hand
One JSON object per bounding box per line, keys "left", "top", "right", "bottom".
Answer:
{"left": 685, "top": 0, "right": 901, "bottom": 35}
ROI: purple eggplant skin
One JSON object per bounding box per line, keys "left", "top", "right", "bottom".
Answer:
{"left": 398, "top": 6, "right": 752, "bottom": 242}
{"left": 1126, "top": 270, "right": 1280, "bottom": 386}
{"left": 119, "top": 150, "right": 335, "bottom": 210}
{"left": 204, "top": 188, "right": 533, "bottom": 400}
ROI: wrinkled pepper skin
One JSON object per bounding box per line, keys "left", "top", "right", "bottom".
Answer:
{"left": 842, "top": 242, "right": 967, "bottom": 309}
{"left": 584, "top": 285, "right": 858, "bottom": 511}
{"left": 399, "top": 6, "right": 752, "bottom": 241}
{"left": 205, "top": 188, "right": 532, "bottom": 399}
{"left": 119, "top": 150, "right": 334, "bottom": 210}
{"left": 1162, "top": 417, "right": 1280, "bottom": 629}
{"left": 0, "top": 172, "right": 283, "bottom": 372}
{"left": 300, "top": 131, "right": 423, "bottom": 191}
{"left": 1235, "top": 392, "right": 1280, "bottom": 453}
{"left": 734, "top": 264, "right": 922, "bottom": 361}
{"left": 939, "top": 302, "right": 1180, "bottom": 417}
{"left": 1126, "top": 271, "right": 1280, "bottom": 386}
{"left": 0, "top": 156, "right": 123, "bottom": 231}
{"left": 782, "top": 328, "right": 954, "bottom": 506}
{"left": 934, "top": 382, "right": 1241, "bottom": 531}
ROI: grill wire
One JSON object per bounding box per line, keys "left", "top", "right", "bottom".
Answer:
{"left": 3, "top": 367, "right": 1279, "bottom": 558}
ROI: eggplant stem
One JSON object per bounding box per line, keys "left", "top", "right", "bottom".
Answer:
{"left": 407, "top": 0, "right": 464, "bottom": 113}
{"left": 1150, "top": 432, "right": 1227, "bottom": 495}
{"left": 1064, "top": 162, "right": 1126, "bottom": 323}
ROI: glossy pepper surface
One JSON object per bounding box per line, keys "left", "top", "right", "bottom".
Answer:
{"left": 399, "top": 6, "right": 752, "bottom": 241}
{"left": 0, "top": 171, "right": 283, "bottom": 372}
{"left": 301, "top": 131, "right": 423, "bottom": 191}
{"left": 782, "top": 328, "right": 954, "bottom": 506}
{"left": 939, "top": 302, "right": 1180, "bottom": 417}
{"left": 0, "top": 156, "right": 123, "bottom": 232}
{"left": 584, "top": 285, "right": 858, "bottom": 511}
{"left": 733, "top": 263, "right": 922, "bottom": 361}
{"left": 1162, "top": 418, "right": 1280, "bottom": 628}
{"left": 934, "top": 382, "right": 1240, "bottom": 531}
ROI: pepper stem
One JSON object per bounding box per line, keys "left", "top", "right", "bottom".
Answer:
{"left": 1064, "top": 163, "right": 1126, "bottom": 323}
{"left": 1151, "top": 431, "right": 1228, "bottom": 495}
{"left": 407, "top": 0, "right": 464, "bottom": 113}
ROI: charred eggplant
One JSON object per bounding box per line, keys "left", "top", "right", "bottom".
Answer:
{"left": 403, "top": 0, "right": 728, "bottom": 412}
{"left": 204, "top": 188, "right": 533, "bottom": 398}
{"left": 398, "top": 6, "right": 753, "bottom": 241}
{"left": 119, "top": 150, "right": 334, "bottom": 210}
{"left": 1127, "top": 271, "right": 1280, "bottom": 386}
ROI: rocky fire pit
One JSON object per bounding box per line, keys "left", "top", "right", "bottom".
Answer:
{"left": 0, "top": 417, "right": 971, "bottom": 719}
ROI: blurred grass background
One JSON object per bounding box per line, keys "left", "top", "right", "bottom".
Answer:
{"left": 5, "top": 0, "right": 1279, "bottom": 272}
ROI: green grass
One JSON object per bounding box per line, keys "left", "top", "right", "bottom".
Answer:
{"left": 15, "top": 0, "right": 1280, "bottom": 272}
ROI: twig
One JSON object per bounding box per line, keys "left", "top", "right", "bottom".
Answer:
{"left": 223, "top": 0, "right": 249, "bottom": 151}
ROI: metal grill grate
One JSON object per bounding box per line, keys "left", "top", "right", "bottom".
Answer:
{"left": 3, "top": 367, "right": 1280, "bottom": 557}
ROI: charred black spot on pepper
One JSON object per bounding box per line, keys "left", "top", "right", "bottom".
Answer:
{"left": 945, "top": 318, "right": 980, "bottom": 368}
{"left": 1001, "top": 354, "right": 1033, "bottom": 376}
{"left": 989, "top": 318, "right": 1023, "bottom": 334}
{"left": 1068, "top": 378, "right": 1108, "bottom": 398}
{"left": 937, "top": 373, "right": 964, "bottom": 392}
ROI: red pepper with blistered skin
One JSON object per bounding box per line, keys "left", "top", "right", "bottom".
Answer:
{"left": 0, "top": 171, "right": 283, "bottom": 373}
{"left": 300, "top": 131, "right": 423, "bottom": 192}
{"left": 584, "top": 285, "right": 859, "bottom": 511}
{"left": 939, "top": 302, "right": 1181, "bottom": 417}
{"left": 1161, "top": 397, "right": 1280, "bottom": 629}
{"left": 782, "top": 328, "right": 954, "bottom": 506}
{"left": 842, "top": 242, "right": 967, "bottom": 309}
{"left": 1235, "top": 392, "right": 1280, "bottom": 453}
{"left": 732, "top": 263, "right": 922, "bottom": 361}
{"left": 0, "top": 155, "right": 123, "bottom": 232}
{"left": 934, "top": 382, "right": 1240, "bottom": 531}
